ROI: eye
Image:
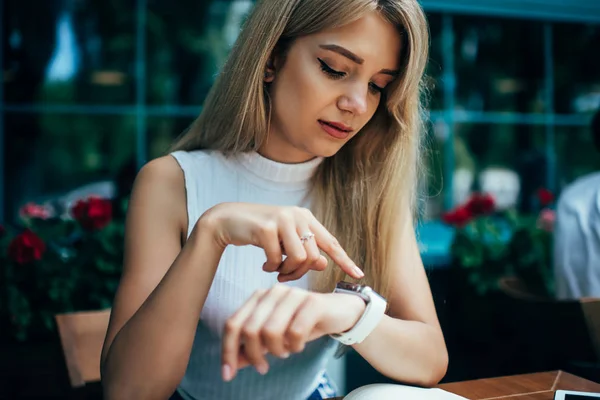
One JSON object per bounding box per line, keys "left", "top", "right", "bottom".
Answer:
{"left": 318, "top": 58, "right": 345, "bottom": 80}
{"left": 369, "top": 82, "right": 384, "bottom": 95}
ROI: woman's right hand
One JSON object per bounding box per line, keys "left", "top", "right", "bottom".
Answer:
{"left": 200, "top": 202, "right": 364, "bottom": 282}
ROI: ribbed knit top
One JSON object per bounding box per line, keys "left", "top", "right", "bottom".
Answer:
{"left": 170, "top": 150, "right": 338, "bottom": 400}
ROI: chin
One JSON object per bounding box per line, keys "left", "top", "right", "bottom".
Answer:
{"left": 306, "top": 139, "right": 348, "bottom": 159}
{"left": 306, "top": 145, "right": 343, "bottom": 159}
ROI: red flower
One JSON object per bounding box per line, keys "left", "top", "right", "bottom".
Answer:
{"left": 71, "top": 197, "right": 113, "bottom": 230}
{"left": 465, "top": 193, "right": 495, "bottom": 216}
{"left": 19, "top": 202, "right": 52, "bottom": 220}
{"left": 537, "top": 208, "right": 556, "bottom": 232}
{"left": 537, "top": 188, "right": 554, "bottom": 207}
{"left": 442, "top": 206, "right": 473, "bottom": 227}
{"left": 8, "top": 229, "right": 46, "bottom": 265}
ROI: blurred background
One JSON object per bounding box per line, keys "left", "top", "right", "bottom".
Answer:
{"left": 1, "top": 0, "right": 600, "bottom": 398}
{"left": 1, "top": 0, "right": 599, "bottom": 224}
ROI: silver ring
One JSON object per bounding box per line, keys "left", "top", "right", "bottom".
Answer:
{"left": 299, "top": 231, "right": 315, "bottom": 243}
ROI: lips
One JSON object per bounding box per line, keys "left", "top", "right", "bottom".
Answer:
{"left": 319, "top": 120, "right": 353, "bottom": 132}
{"left": 318, "top": 120, "right": 353, "bottom": 140}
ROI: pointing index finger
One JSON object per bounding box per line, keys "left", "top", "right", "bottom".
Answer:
{"left": 309, "top": 223, "right": 364, "bottom": 279}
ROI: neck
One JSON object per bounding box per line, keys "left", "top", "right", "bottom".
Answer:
{"left": 258, "top": 136, "right": 316, "bottom": 164}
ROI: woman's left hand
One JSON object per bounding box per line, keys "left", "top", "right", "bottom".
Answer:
{"left": 221, "top": 284, "right": 366, "bottom": 381}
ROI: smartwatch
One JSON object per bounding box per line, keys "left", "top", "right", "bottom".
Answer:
{"left": 330, "top": 281, "right": 387, "bottom": 345}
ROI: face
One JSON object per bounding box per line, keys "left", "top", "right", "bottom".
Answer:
{"left": 260, "top": 11, "right": 402, "bottom": 163}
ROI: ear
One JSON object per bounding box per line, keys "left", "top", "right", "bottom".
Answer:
{"left": 263, "top": 57, "right": 276, "bottom": 83}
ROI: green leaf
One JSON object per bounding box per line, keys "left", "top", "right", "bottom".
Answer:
{"left": 41, "top": 312, "right": 55, "bottom": 331}
{"left": 105, "top": 280, "right": 119, "bottom": 293}
{"left": 7, "top": 286, "right": 33, "bottom": 340}
{"left": 96, "top": 258, "right": 117, "bottom": 273}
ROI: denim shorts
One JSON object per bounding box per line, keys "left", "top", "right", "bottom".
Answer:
{"left": 169, "top": 372, "right": 338, "bottom": 400}
{"left": 306, "top": 372, "right": 338, "bottom": 399}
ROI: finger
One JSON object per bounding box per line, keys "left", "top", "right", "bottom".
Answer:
{"left": 277, "top": 223, "right": 307, "bottom": 275}
{"left": 258, "top": 223, "right": 283, "bottom": 273}
{"left": 237, "top": 348, "right": 251, "bottom": 370}
{"left": 298, "top": 226, "right": 321, "bottom": 268}
{"left": 300, "top": 230, "right": 327, "bottom": 273}
{"left": 313, "top": 255, "right": 328, "bottom": 271}
{"left": 222, "top": 290, "right": 265, "bottom": 381}
{"left": 262, "top": 288, "right": 310, "bottom": 356}
{"left": 287, "top": 295, "right": 320, "bottom": 353}
{"left": 278, "top": 263, "right": 311, "bottom": 283}
{"left": 277, "top": 226, "right": 320, "bottom": 282}
{"left": 241, "top": 286, "right": 289, "bottom": 373}
{"left": 278, "top": 253, "right": 327, "bottom": 282}
{"left": 309, "top": 221, "right": 364, "bottom": 279}
{"left": 237, "top": 345, "right": 268, "bottom": 370}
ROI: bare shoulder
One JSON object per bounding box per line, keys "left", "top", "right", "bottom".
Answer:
{"left": 130, "top": 155, "right": 188, "bottom": 233}
{"left": 134, "top": 154, "right": 186, "bottom": 194}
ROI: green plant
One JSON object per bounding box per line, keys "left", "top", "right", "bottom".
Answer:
{"left": 444, "top": 189, "right": 555, "bottom": 297}
{"left": 0, "top": 197, "right": 126, "bottom": 342}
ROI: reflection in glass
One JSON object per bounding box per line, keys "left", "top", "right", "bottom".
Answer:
{"left": 453, "top": 16, "right": 546, "bottom": 113}
{"left": 554, "top": 23, "right": 600, "bottom": 114}
{"left": 421, "top": 120, "right": 445, "bottom": 219}
{"left": 146, "top": 0, "right": 254, "bottom": 105}
{"left": 424, "top": 13, "right": 443, "bottom": 111}
{"left": 3, "top": 0, "right": 136, "bottom": 105}
{"left": 4, "top": 113, "right": 136, "bottom": 222}
{"left": 555, "top": 125, "right": 600, "bottom": 189}
{"left": 147, "top": 116, "right": 196, "bottom": 160}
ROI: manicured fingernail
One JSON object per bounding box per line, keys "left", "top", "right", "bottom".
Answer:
{"left": 354, "top": 265, "right": 364, "bottom": 277}
{"left": 257, "top": 363, "right": 269, "bottom": 375}
{"left": 281, "top": 352, "right": 290, "bottom": 359}
{"left": 222, "top": 364, "right": 233, "bottom": 382}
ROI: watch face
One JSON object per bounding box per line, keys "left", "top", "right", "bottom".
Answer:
{"left": 336, "top": 281, "right": 363, "bottom": 292}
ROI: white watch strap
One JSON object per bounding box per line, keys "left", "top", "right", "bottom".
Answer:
{"left": 330, "top": 287, "right": 387, "bottom": 345}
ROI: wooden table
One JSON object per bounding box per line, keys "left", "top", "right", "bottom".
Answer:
{"left": 439, "top": 370, "right": 600, "bottom": 399}
{"left": 327, "top": 371, "right": 600, "bottom": 399}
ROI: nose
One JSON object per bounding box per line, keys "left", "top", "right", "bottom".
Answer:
{"left": 337, "top": 82, "right": 368, "bottom": 116}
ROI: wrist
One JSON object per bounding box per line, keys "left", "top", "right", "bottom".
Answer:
{"left": 196, "top": 205, "right": 228, "bottom": 250}
{"left": 330, "top": 283, "right": 387, "bottom": 345}
{"left": 335, "top": 293, "right": 367, "bottom": 333}
{"left": 192, "top": 211, "right": 227, "bottom": 255}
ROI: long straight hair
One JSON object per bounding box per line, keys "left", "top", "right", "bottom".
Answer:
{"left": 171, "top": 0, "right": 430, "bottom": 300}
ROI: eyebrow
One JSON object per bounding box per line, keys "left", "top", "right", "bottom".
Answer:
{"left": 319, "top": 44, "right": 399, "bottom": 77}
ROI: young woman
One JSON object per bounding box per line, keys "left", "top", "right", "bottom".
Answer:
{"left": 100, "top": 0, "right": 448, "bottom": 399}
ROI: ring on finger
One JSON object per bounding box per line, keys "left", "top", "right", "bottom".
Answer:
{"left": 299, "top": 231, "right": 315, "bottom": 244}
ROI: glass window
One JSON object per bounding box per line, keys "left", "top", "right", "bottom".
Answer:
{"left": 425, "top": 13, "right": 443, "bottom": 111}
{"left": 146, "top": 0, "right": 253, "bottom": 105}
{"left": 421, "top": 120, "right": 445, "bottom": 219}
{"left": 555, "top": 124, "right": 600, "bottom": 188}
{"left": 147, "top": 116, "right": 195, "bottom": 160}
{"left": 454, "top": 124, "right": 546, "bottom": 212}
{"left": 3, "top": 0, "right": 136, "bottom": 105}
{"left": 453, "top": 16, "right": 546, "bottom": 113}
{"left": 553, "top": 23, "right": 600, "bottom": 115}
{"left": 4, "top": 113, "right": 136, "bottom": 222}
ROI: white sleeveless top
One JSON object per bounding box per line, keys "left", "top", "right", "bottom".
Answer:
{"left": 170, "top": 150, "right": 338, "bottom": 400}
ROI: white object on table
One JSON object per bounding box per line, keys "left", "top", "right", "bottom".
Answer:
{"left": 343, "top": 383, "right": 469, "bottom": 400}
{"left": 554, "top": 389, "right": 600, "bottom": 399}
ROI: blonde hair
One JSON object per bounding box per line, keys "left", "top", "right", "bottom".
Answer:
{"left": 171, "top": 0, "right": 430, "bottom": 301}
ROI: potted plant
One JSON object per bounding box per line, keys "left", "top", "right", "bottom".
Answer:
{"left": 443, "top": 188, "right": 555, "bottom": 298}
{"left": 0, "top": 196, "right": 126, "bottom": 343}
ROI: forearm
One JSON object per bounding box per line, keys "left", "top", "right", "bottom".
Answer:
{"left": 102, "top": 223, "right": 224, "bottom": 400}
{"left": 353, "top": 315, "right": 448, "bottom": 387}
